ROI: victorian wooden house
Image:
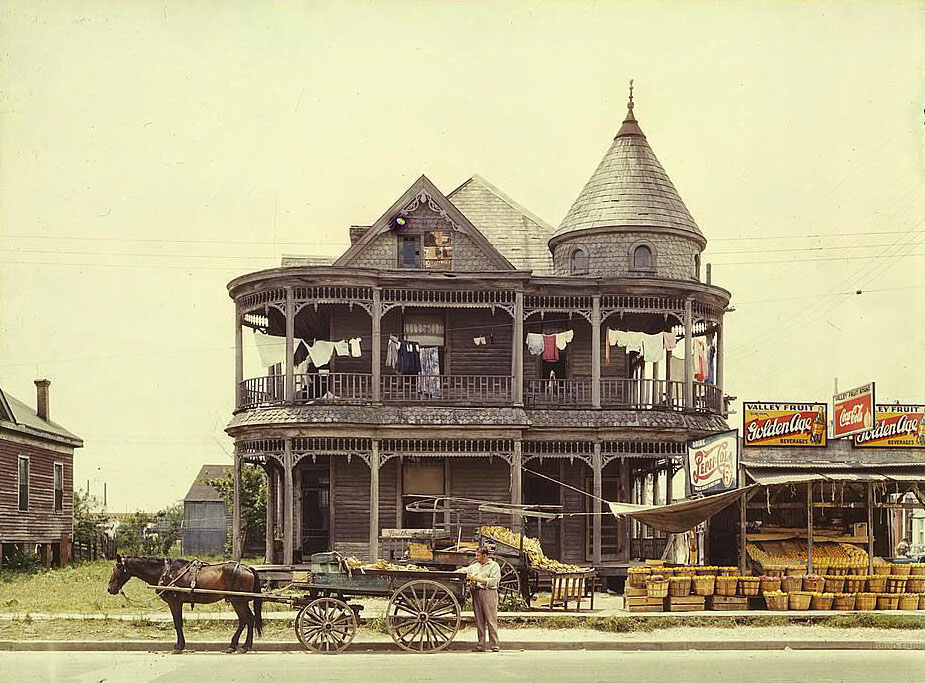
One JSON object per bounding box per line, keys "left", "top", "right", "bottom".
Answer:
{"left": 226, "top": 94, "right": 731, "bottom": 579}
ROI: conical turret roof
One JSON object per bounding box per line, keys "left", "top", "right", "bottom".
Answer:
{"left": 553, "top": 87, "right": 703, "bottom": 242}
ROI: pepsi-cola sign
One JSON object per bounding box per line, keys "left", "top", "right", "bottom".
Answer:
{"left": 686, "top": 430, "right": 739, "bottom": 496}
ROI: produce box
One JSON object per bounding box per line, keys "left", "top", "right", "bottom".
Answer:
{"left": 625, "top": 585, "right": 649, "bottom": 597}
{"left": 667, "top": 595, "right": 706, "bottom": 612}
{"left": 626, "top": 596, "right": 665, "bottom": 613}
{"left": 707, "top": 595, "right": 748, "bottom": 611}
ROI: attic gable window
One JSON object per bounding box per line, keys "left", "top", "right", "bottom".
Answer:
{"left": 398, "top": 230, "right": 453, "bottom": 270}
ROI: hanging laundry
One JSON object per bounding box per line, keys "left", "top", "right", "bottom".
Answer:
{"left": 614, "top": 330, "right": 644, "bottom": 354}
{"left": 398, "top": 340, "right": 421, "bottom": 375}
{"left": 663, "top": 331, "right": 677, "bottom": 352}
{"left": 641, "top": 333, "right": 665, "bottom": 363}
{"left": 525, "top": 333, "right": 545, "bottom": 356}
{"left": 554, "top": 329, "right": 574, "bottom": 351}
{"left": 386, "top": 336, "right": 400, "bottom": 369}
{"left": 253, "top": 331, "right": 287, "bottom": 368}
{"left": 419, "top": 346, "right": 441, "bottom": 396}
{"left": 333, "top": 340, "right": 350, "bottom": 357}
{"left": 307, "top": 340, "right": 337, "bottom": 368}
{"left": 707, "top": 343, "right": 716, "bottom": 384}
{"left": 542, "top": 334, "right": 559, "bottom": 362}
{"left": 605, "top": 327, "right": 619, "bottom": 365}
{"left": 473, "top": 336, "right": 487, "bottom": 346}
{"left": 671, "top": 341, "right": 686, "bottom": 360}
{"left": 692, "top": 338, "right": 708, "bottom": 382}
{"left": 349, "top": 337, "right": 362, "bottom": 358}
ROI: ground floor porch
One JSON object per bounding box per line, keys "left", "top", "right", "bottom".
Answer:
{"left": 232, "top": 436, "right": 689, "bottom": 570}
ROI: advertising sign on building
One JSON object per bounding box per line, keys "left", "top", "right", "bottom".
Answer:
{"left": 833, "top": 382, "right": 876, "bottom": 439}
{"left": 686, "top": 430, "right": 738, "bottom": 496}
{"left": 854, "top": 404, "right": 925, "bottom": 448}
{"left": 743, "top": 402, "right": 827, "bottom": 447}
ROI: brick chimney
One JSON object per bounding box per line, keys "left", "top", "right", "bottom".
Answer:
{"left": 34, "top": 379, "right": 50, "bottom": 421}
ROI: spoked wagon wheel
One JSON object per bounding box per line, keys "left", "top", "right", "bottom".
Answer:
{"left": 386, "top": 579, "right": 461, "bottom": 653}
{"left": 295, "top": 597, "right": 357, "bottom": 654}
{"left": 497, "top": 558, "right": 522, "bottom": 604}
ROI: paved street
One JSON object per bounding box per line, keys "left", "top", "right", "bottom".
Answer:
{"left": 3, "top": 650, "right": 924, "bottom": 683}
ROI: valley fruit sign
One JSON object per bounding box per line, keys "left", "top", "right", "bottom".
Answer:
{"left": 833, "top": 382, "right": 876, "bottom": 439}
{"left": 743, "top": 402, "right": 827, "bottom": 447}
{"left": 854, "top": 404, "right": 925, "bottom": 448}
{"left": 686, "top": 430, "right": 738, "bottom": 496}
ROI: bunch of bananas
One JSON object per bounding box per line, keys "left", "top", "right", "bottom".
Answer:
{"left": 478, "top": 525, "right": 589, "bottom": 574}
{"left": 344, "top": 556, "right": 429, "bottom": 572}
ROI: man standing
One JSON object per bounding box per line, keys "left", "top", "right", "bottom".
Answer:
{"left": 464, "top": 545, "right": 501, "bottom": 652}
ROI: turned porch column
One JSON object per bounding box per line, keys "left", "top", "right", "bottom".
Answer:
{"left": 683, "top": 297, "right": 693, "bottom": 409}
{"left": 716, "top": 321, "right": 725, "bottom": 415}
{"left": 511, "top": 441, "right": 523, "bottom": 533}
{"left": 513, "top": 292, "right": 524, "bottom": 406}
{"left": 372, "top": 288, "right": 382, "bottom": 403}
{"left": 285, "top": 287, "right": 294, "bottom": 402}
{"left": 284, "top": 440, "right": 294, "bottom": 565}
{"left": 591, "top": 296, "right": 601, "bottom": 408}
{"left": 232, "top": 450, "right": 243, "bottom": 561}
{"left": 369, "top": 441, "right": 380, "bottom": 562}
{"left": 592, "top": 443, "right": 602, "bottom": 566}
{"left": 234, "top": 304, "right": 243, "bottom": 409}
{"left": 265, "top": 465, "right": 277, "bottom": 564}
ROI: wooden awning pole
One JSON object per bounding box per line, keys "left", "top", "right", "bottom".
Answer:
{"left": 806, "top": 481, "right": 814, "bottom": 574}
{"left": 867, "top": 482, "right": 875, "bottom": 574}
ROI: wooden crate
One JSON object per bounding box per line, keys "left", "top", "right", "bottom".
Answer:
{"left": 707, "top": 595, "right": 748, "bottom": 611}
{"left": 667, "top": 595, "right": 706, "bottom": 612}
{"left": 626, "top": 596, "right": 665, "bottom": 613}
{"left": 625, "top": 585, "right": 649, "bottom": 597}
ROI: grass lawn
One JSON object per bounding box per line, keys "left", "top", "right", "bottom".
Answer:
{"left": 0, "top": 560, "right": 292, "bottom": 615}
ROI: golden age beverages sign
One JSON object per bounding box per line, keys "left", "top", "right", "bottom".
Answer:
{"left": 854, "top": 405, "right": 925, "bottom": 448}
{"left": 743, "top": 402, "right": 827, "bottom": 447}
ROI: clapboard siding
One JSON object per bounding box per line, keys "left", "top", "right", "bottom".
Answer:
{"left": 378, "top": 458, "right": 398, "bottom": 531}
{"left": 448, "top": 458, "right": 511, "bottom": 538}
{"left": 332, "top": 457, "right": 370, "bottom": 548}
{"left": 446, "top": 309, "right": 512, "bottom": 376}
{"left": 560, "top": 461, "right": 591, "bottom": 564}
{"left": 0, "top": 437, "right": 73, "bottom": 542}
{"left": 329, "top": 305, "right": 373, "bottom": 374}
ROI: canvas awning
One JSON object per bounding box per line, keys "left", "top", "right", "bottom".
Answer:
{"left": 607, "top": 485, "right": 758, "bottom": 534}
{"left": 745, "top": 467, "right": 925, "bottom": 486}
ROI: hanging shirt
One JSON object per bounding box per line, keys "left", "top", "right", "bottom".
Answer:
{"left": 615, "top": 330, "right": 644, "bottom": 354}
{"left": 542, "top": 334, "right": 559, "bottom": 362}
{"left": 386, "top": 336, "right": 400, "bottom": 369}
{"left": 307, "top": 340, "right": 336, "bottom": 368}
{"left": 398, "top": 341, "right": 421, "bottom": 375}
{"left": 693, "top": 338, "right": 708, "bottom": 381}
{"left": 663, "top": 331, "right": 677, "bottom": 352}
{"left": 641, "top": 333, "right": 665, "bottom": 363}
{"left": 555, "top": 329, "right": 574, "bottom": 351}
{"left": 525, "top": 333, "right": 545, "bottom": 356}
{"left": 253, "top": 331, "right": 287, "bottom": 368}
{"left": 333, "top": 340, "right": 350, "bottom": 357}
{"left": 349, "top": 337, "right": 362, "bottom": 358}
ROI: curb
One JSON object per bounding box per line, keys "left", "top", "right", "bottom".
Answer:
{"left": 2, "top": 640, "right": 924, "bottom": 653}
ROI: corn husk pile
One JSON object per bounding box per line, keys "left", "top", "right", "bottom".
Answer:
{"left": 345, "top": 557, "right": 429, "bottom": 572}
{"left": 478, "top": 526, "right": 590, "bottom": 574}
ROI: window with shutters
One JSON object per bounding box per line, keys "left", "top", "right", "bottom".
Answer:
{"left": 18, "top": 455, "right": 29, "bottom": 512}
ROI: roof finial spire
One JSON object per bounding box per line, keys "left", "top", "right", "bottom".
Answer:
{"left": 616, "top": 78, "right": 644, "bottom": 138}
{"left": 628, "top": 79, "right": 634, "bottom": 110}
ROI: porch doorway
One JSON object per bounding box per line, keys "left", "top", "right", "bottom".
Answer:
{"left": 402, "top": 459, "right": 446, "bottom": 529}
{"left": 300, "top": 465, "right": 330, "bottom": 557}
{"left": 586, "top": 474, "right": 627, "bottom": 562}
{"left": 523, "top": 461, "right": 561, "bottom": 560}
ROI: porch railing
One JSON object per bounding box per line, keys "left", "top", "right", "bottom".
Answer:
{"left": 293, "top": 373, "right": 373, "bottom": 404}
{"left": 380, "top": 374, "right": 512, "bottom": 405}
{"left": 238, "top": 375, "right": 285, "bottom": 409}
{"left": 694, "top": 381, "right": 723, "bottom": 413}
{"left": 523, "top": 379, "right": 593, "bottom": 408}
{"left": 600, "top": 379, "right": 685, "bottom": 411}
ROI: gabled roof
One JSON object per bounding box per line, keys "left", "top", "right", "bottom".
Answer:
{"left": 184, "top": 464, "right": 232, "bottom": 503}
{"left": 448, "top": 175, "right": 554, "bottom": 274}
{"left": 553, "top": 93, "right": 703, "bottom": 243}
{"left": 0, "top": 385, "right": 83, "bottom": 447}
{"left": 334, "top": 175, "right": 515, "bottom": 271}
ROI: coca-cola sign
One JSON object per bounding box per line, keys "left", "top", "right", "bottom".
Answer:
{"left": 833, "top": 382, "right": 876, "bottom": 439}
{"left": 686, "top": 430, "right": 738, "bottom": 496}
{"left": 743, "top": 402, "right": 827, "bottom": 448}
{"left": 854, "top": 404, "right": 925, "bottom": 448}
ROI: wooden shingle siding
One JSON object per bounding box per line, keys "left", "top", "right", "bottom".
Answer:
{"left": 0, "top": 437, "right": 72, "bottom": 542}
{"left": 446, "top": 309, "right": 512, "bottom": 376}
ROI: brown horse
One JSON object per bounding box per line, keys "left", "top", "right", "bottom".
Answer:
{"left": 108, "top": 555, "right": 263, "bottom": 654}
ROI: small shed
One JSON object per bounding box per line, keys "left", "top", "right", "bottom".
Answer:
{"left": 183, "top": 464, "right": 231, "bottom": 556}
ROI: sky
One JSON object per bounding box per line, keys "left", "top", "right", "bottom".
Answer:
{"left": 1, "top": 1, "right": 923, "bottom": 512}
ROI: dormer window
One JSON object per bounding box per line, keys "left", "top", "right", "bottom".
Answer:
{"left": 398, "top": 230, "right": 453, "bottom": 270}
{"left": 570, "top": 247, "right": 589, "bottom": 275}
{"left": 632, "top": 245, "right": 653, "bottom": 270}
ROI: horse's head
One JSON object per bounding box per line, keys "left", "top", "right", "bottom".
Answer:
{"left": 108, "top": 555, "right": 131, "bottom": 595}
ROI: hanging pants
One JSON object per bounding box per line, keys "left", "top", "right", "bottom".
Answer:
{"left": 472, "top": 588, "right": 500, "bottom": 648}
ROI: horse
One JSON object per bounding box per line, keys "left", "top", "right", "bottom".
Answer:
{"left": 108, "top": 555, "right": 263, "bottom": 654}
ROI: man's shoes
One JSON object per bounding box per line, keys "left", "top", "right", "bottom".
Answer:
{"left": 472, "top": 646, "right": 485, "bottom": 652}
{"left": 491, "top": 646, "right": 500, "bottom": 652}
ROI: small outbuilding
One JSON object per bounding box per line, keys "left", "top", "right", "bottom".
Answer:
{"left": 183, "top": 464, "right": 231, "bottom": 556}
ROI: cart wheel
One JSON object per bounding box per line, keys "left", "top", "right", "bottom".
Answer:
{"left": 387, "top": 579, "right": 461, "bottom": 653}
{"left": 497, "top": 559, "right": 522, "bottom": 603}
{"left": 295, "top": 597, "right": 357, "bottom": 654}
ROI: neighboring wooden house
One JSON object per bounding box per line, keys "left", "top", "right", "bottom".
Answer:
{"left": 183, "top": 464, "right": 232, "bottom": 556}
{"left": 226, "top": 92, "right": 732, "bottom": 579}
{"left": 0, "top": 380, "right": 83, "bottom": 567}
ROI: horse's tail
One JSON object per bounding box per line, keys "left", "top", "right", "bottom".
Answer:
{"left": 248, "top": 566, "right": 263, "bottom": 636}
